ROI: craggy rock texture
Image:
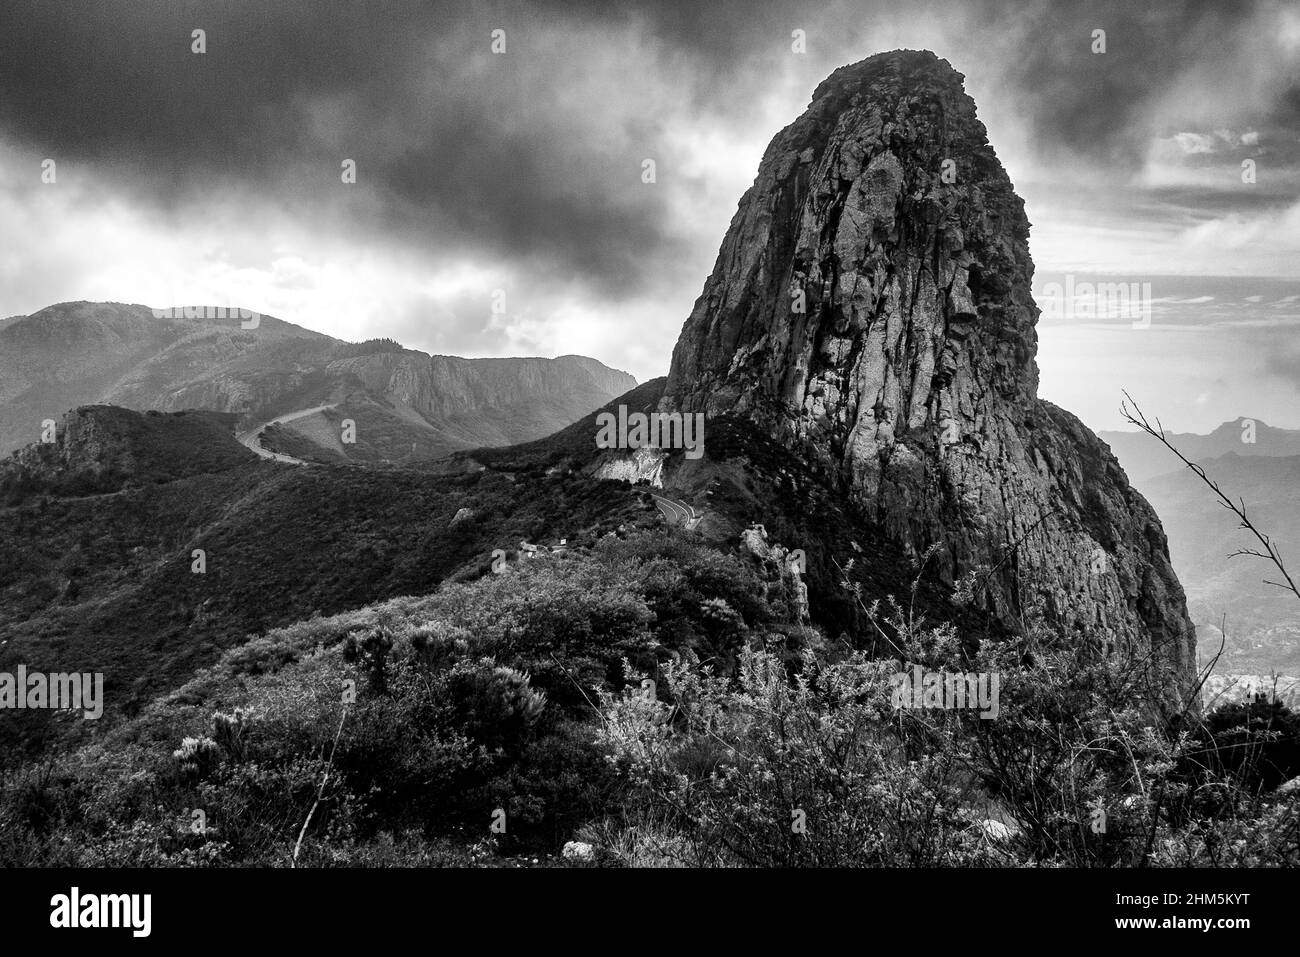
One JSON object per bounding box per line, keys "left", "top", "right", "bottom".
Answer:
{"left": 661, "top": 50, "right": 1196, "bottom": 701}
{"left": 592, "top": 445, "right": 666, "bottom": 487}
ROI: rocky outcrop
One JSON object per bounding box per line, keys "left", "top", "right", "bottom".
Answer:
{"left": 0, "top": 405, "right": 252, "bottom": 501}
{"left": 592, "top": 445, "right": 666, "bottom": 486}
{"left": 660, "top": 50, "right": 1196, "bottom": 702}
{"left": 741, "top": 523, "right": 811, "bottom": 623}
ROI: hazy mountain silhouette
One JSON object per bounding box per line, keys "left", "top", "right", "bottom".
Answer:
{"left": 1100, "top": 418, "right": 1300, "bottom": 485}
{"left": 0, "top": 301, "right": 635, "bottom": 461}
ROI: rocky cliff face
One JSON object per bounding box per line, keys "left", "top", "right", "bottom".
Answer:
{"left": 661, "top": 50, "right": 1196, "bottom": 702}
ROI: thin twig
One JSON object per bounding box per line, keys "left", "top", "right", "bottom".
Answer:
{"left": 547, "top": 652, "right": 609, "bottom": 727}
{"left": 291, "top": 703, "right": 350, "bottom": 867}
{"left": 1121, "top": 392, "right": 1300, "bottom": 603}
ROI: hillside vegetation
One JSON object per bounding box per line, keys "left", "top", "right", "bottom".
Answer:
{"left": 2, "top": 404, "right": 1298, "bottom": 867}
{"left": 3, "top": 527, "right": 1298, "bottom": 867}
{"left": 0, "top": 407, "right": 654, "bottom": 759}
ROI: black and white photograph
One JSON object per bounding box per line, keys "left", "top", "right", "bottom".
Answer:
{"left": 0, "top": 0, "right": 1296, "bottom": 941}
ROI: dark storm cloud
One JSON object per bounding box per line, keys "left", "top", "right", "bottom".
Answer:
{"left": 0, "top": 0, "right": 1294, "bottom": 305}
{"left": 544, "top": 0, "right": 1295, "bottom": 170}
{"left": 964, "top": 0, "right": 1274, "bottom": 166}
{"left": 0, "top": 1, "right": 413, "bottom": 172}
{"left": 0, "top": 0, "right": 690, "bottom": 297}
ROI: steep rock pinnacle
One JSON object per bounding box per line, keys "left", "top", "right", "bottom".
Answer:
{"left": 661, "top": 50, "right": 1196, "bottom": 702}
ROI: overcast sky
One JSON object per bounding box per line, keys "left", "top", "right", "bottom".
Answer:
{"left": 1, "top": 0, "right": 1298, "bottom": 432}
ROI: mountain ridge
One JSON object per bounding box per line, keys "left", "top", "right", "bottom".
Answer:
{"left": 0, "top": 301, "right": 636, "bottom": 460}
{"left": 1099, "top": 417, "right": 1300, "bottom": 486}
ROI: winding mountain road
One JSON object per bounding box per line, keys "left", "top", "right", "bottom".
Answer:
{"left": 651, "top": 493, "right": 703, "bottom": 530}
{"left": 236, "top": 404, "right": 337, "bottom": 466}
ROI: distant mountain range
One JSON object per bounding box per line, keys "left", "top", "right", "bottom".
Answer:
{"left": 1101, "top": 419, "right": 1300, "bottom": 677}
{"left": 1099, "top": 418, "right": 1300, "bottom": 484}
{"left": 0, "top": 301, "right": 636, "bottom": 462}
